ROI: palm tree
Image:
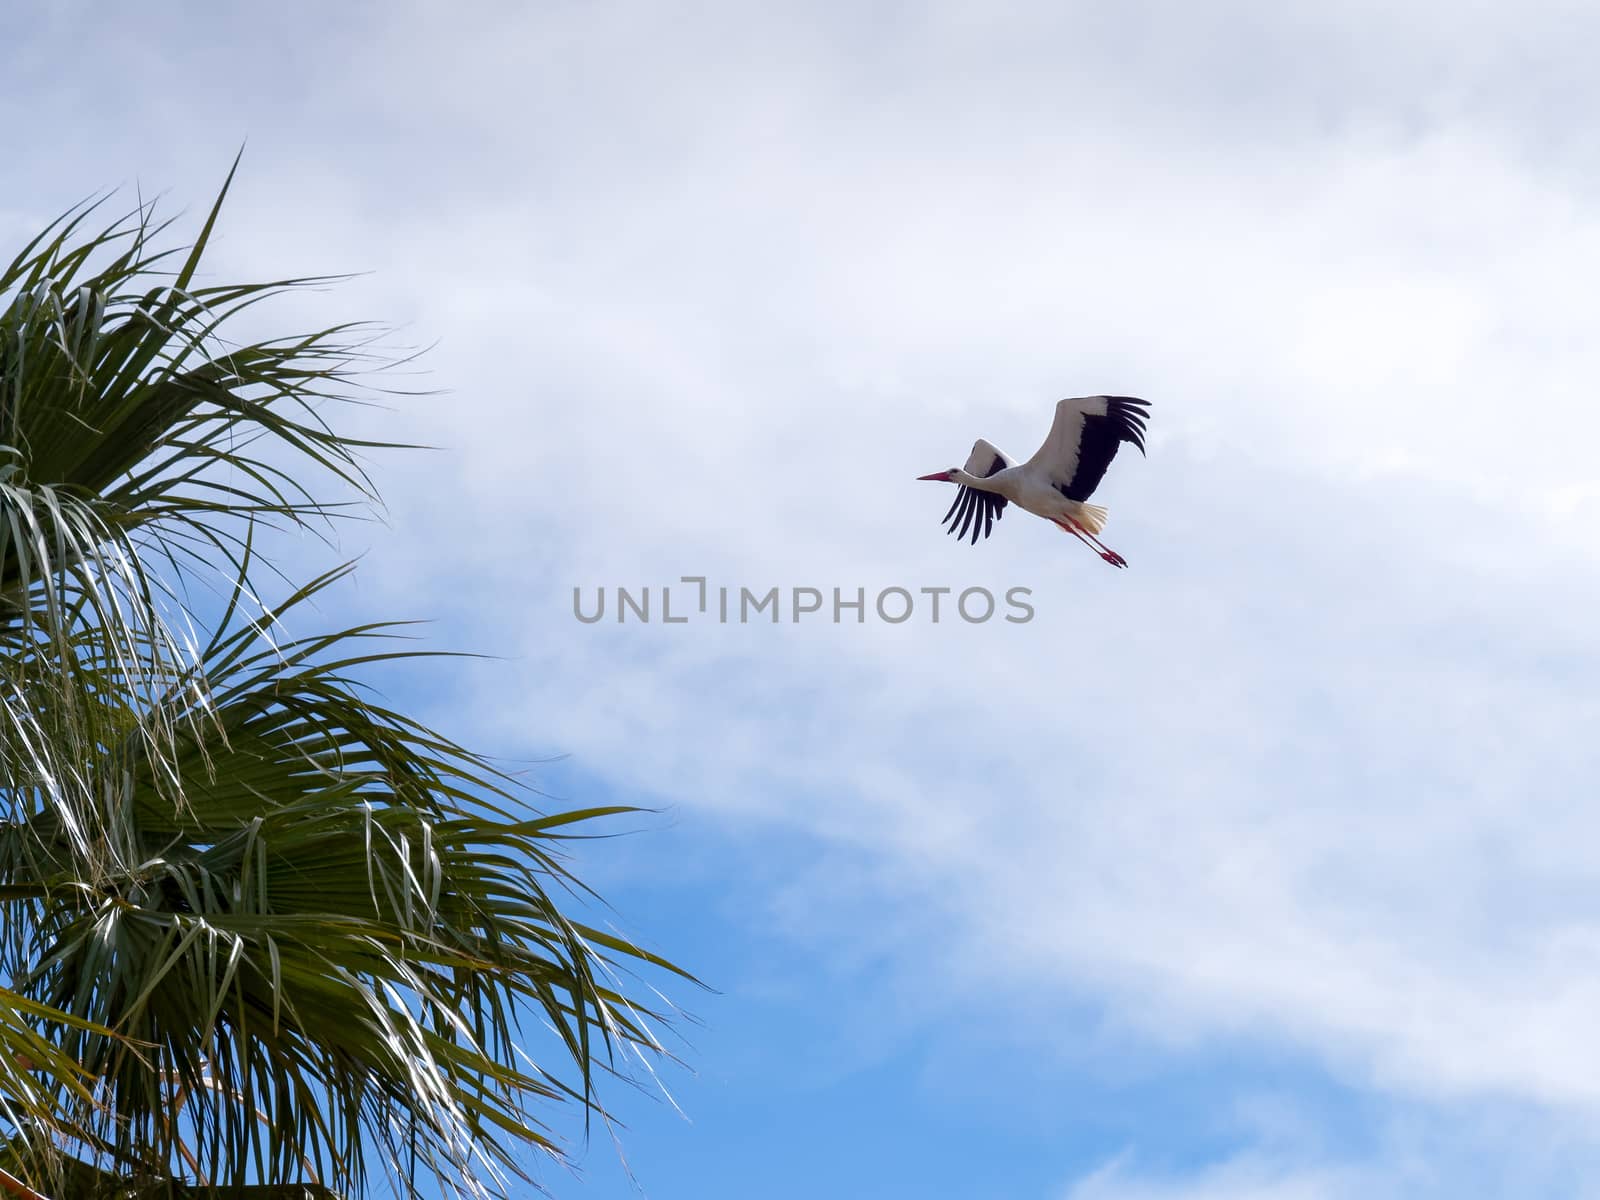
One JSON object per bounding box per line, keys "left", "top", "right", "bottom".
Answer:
{"left": 0, "top": 162, "right": 689, "bottom": 1199}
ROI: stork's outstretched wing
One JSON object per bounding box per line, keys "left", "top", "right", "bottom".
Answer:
{"left": 943, "top": 439, "right": 1012, "bottom": 544}
{"left": 1024, "top": 395, "right": 1150, "bottom": 501}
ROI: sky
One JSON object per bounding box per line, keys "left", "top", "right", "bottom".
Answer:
{"left": 6, "top": 2, "right": 1600, "bottom": 1196}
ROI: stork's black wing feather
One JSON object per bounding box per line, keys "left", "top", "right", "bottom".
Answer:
{"left": 940, "top": 449, "right": 1009, "bottom": 545}
{"left": 1057, "top": 396, "right": 1149, "bottom": 502}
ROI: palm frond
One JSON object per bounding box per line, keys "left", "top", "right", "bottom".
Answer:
{"left": 0, "top": 161, "right": 403, "bottom": 845}
{"left": 3, "top": 569, "right": 692, "bottom": 1197}
{"left": 0, "top": 171, "right": 695, "bottom": 1197}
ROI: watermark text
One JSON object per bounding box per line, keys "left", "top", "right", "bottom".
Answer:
{"left": 572, "top": 577, "right": 1034, "bottom": 625}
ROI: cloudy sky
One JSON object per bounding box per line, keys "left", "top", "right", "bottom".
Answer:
{"left": 8, "top": 2, "right": 1600, "bottom": 1196}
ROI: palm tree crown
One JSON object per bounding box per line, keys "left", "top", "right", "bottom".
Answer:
{"left": 0, "top": 162, "right": 689, "bottom": 1200}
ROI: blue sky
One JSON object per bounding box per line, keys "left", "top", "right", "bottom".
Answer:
{"left": 8, "top": 2, "right": 1600, "bottom": 1196}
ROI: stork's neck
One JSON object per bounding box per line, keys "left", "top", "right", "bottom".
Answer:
{"left": 953, "top": 468, "right": 1006, "bottom": 493}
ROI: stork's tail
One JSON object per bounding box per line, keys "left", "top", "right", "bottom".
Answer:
{"left": 1071, "top": 503, "right": 1109, "bottom": 536}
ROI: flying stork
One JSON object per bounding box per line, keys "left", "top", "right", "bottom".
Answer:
{"left": 918, "top": 395, "right": 1150, "bottom": 567}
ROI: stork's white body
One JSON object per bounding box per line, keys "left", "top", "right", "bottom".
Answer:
{"left": 920, "top": 395, "right": 1150, "bottom": 566}
{"left": 950, "top": 456, "right": 1109, "bottom": 533}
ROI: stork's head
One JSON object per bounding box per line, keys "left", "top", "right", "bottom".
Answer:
{"left": 916, "top": 469, "right": 957, "bottom": 483}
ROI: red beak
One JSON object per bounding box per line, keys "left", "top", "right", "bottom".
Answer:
{"left": 916, "top": 471, "right": 953, "bottom": 482}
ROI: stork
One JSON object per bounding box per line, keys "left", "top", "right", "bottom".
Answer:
{"left": 918, "top": 395, "right": 1150, "bottom": 567}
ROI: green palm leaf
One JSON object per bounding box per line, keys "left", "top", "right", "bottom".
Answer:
{"left": 0, "top": 166, "right": 694, "bottom": 1199}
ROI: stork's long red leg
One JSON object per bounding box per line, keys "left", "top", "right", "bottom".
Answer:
{"left": 1053, "top": 518, "right": 1127, "bottom": 567}
{"left": 1075, "top": 524, "right": 1128, "bottom": 567}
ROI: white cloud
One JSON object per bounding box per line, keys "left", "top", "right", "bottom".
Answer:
{"left": 1056, "top": 1096, "right": 1600, "bottom": 1200}
{"left": 1064, "top": 1153, "right": 1376, "bottom": 1200}
{"left": 282, "top": 0, "right": 1600, "bottom": 1123}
